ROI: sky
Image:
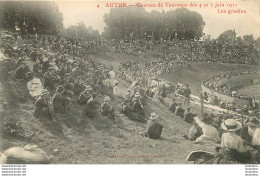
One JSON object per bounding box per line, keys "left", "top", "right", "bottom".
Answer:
{"left": 55, "top": 0, "right": 260, "bottom": 39}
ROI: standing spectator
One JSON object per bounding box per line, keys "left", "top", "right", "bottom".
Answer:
{"left": 183, "top": 84, "right": 191, "bottom": 106}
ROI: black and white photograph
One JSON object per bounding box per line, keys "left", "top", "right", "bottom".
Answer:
{"left": 0, "top": 0, "right": 259, "bottom": 170}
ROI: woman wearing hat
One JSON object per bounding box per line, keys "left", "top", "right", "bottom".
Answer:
{"left": 220, "top": 119, "right": 249, "bottom": 162}
{"left": 241, "top": 116, "right": 260, "bottom": 163}
{"left": 241, "top": 116, "right": 260, "bottom": 146}
{"left": 193, "top": 116, "right": 220, "bottom": 144}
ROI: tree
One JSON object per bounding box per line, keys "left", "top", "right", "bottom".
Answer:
{"left": 103, "top": 7, "right": 205, "bottom": 41}
{"left": 0, "top": 1, "right": 63, "bottom": 35}
{"left": 243, "top": 35, "right": 255, "bottom": 46}
{"left": 60, "top": 22, "right": 100, "bottom": 40}
{"left": 218, "top": 30, "right": 237, "bottom": 43}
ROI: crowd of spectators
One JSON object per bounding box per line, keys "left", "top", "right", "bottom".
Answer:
{"left": 203, "top": 71, "right": 255, "bottom": 100}
{"left": 1, "top": 30, "right": 259, "bottom": 164}
{"left": 104, "top": 38, "right": 259, "bottom": 66}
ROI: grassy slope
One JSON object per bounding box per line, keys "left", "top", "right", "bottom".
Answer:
{"left": 1, "top": 50, "right": 259, "bottom": 164}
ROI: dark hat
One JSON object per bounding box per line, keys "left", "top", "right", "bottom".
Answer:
{"left": 202, "top": 117, "right": 213, "bottom": 124}
{"left": 245, "top": 116, "right": 260, "bottom": 127}
{"left": 56, "top": 85, "right": 64, "bottom": 92}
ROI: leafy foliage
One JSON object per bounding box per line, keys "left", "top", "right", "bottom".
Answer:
{"left": 103, "top": 7, "right": 205, "bottom": 40}
{"left": 60, "top": 22, "right": 100, "bottom": 40}
{"left": 0, "top": 1, "right": 63, "bottom": 35}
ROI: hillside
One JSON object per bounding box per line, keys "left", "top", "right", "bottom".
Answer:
{"left": 1, "top": 50, "right": 259, "bottom": 164}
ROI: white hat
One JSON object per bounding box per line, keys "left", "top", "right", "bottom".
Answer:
{"left": 221, "top": 119, "right": 242, "bottom": 132}
{"left": 104, "top": 96, "right": 111, "bottom": 101}
{"left": 85, "top": 86, "right": 92, "bottom": 91}
{"left": 135, "top": 93, "right": 141, "bottom": 98}
{"left": 150, "top": 112, "right": 158, "bottom": 120}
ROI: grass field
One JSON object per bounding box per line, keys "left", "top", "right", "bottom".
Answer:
{"left": 1, "top": 50, "right": 259, "bottom": 164}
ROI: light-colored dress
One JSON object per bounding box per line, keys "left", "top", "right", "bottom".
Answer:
{"left": 221, "top": 132, "right": 245, "bottom": 152}
{"left": 194, "top": 117, "right": 220, "bottom": 144}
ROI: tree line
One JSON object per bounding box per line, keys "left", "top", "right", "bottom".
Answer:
{"left": 103, "top": 7, "right": 205, "bottom": 40}
{"left": 0, "top": 1, "right": 259, "bottom": 47}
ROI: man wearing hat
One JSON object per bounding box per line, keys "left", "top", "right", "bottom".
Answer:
{"left": 175, "top": 103, "right": 185, "bottom": 118}
{"left": 145, "top": 113, "right": 163, "bottom": 139}
{"left": 100, "top": 96, "right": 115, "bottom": 120}
{"left": 78, "top": 86, "right": 93, "bottom": 105}
{"left": 73, "top": 76, "right": 86, "bottom": 96}
{"left": 33, "top": 59, "right": 43, "bottom": 78}
{"left": 184, "top": 107, "right": 194, "bottom": 124}
{"left": 15, "top": 61, "right": 31, "bottom": 80}
{"left": 131, "top": 93, "right": 145, "bottom": 117}
{"left": 220, "top": 118, "right": 249, "bottom": 162}
{"left": 85, "top": 93, "right": 99, "bottom": 118}
{"left": 52, "top": 86, "right": 71, "bottom": 114}
{"left": 43, "top": 67, "right": 59, "bottom": 91}
{"left": 41, "top": 56, "right": 50, "bottom": 73}
{"left": 33, "top": 89, "right": 53, "bottom": 119}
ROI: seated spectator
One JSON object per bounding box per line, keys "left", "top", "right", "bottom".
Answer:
{"left": 188, "top": 121, "right": 203, "bottom": 141}
{"left": 73, "top": 76, "right": 86, "bottom": 96}
{"left": 43, "top": 67, "right": 59, "bottom": 91}
{"left": 113, "top": 81, "right": 121, "bottom": 97}
{"left": 241, "top": 116, "right": 260, "bottom": 150}
{"left": 78, "top": 86, "right": 93, "bottom": 105}
{"left": 194, "top": 116, "right": 220, "bottom": 144}
{"left": 221, "top": 119, "right": 251, "bottom": 162}
{"left": 52, "top": 86, "right": 71, "bottom": 114}
{"left": 100, "top": 96, "right": 115, "bottom": 120}
{"left": 85, "top": 93, "right": 99, "bottom": 118}
{"left": 131, "top": 93, "right": 145, "bottom": 117}
{"left": 33, "top": 89, "right": 53, "bottom": 119}
{"left": 33, "top": 59, "right": 43, "bottom": 77}
{"left": 145, "top": 113, "right": 163, "bottom": 139}
{"left": 184, "top": 107, "right": 194, "bottom": 124}
{"left": 123, "top": 90, "right": 131, "bottom": 103}
{"left": 175, "top": 103, "right": 185, "bottom": 118}
{"left": 15, "top": 62, "right": 30, "bottom": 80}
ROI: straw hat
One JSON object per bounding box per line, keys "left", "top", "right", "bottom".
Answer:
{"left": 221, "top": 119, "right": 242, "bottom": 132}
{"left": 150, "top": 112, "right": 158, "bottom": 120}
{"left": 104, "top": 96, "right": 111, "bottom": 101}
{"left": 85, "top": 86, "right": 92, "bottom": 91}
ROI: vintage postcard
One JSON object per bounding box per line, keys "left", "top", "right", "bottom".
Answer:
{"left": 0, "top": 0, "right": 259, "bottom": 169}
